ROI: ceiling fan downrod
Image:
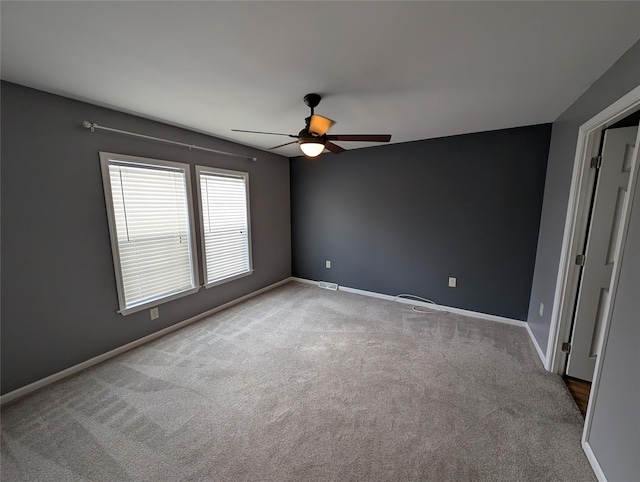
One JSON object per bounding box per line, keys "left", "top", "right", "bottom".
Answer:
{"left": 303, "top": 93, "right": 322, "bottom": 116}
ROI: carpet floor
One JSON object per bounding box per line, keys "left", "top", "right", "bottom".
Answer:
{"left": 1, "top": 281, "right": 595, "bottom": 481}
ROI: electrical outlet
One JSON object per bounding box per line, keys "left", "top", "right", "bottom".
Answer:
{"left": 539, "top": 302, "right": 544, "bottom": 317}
{"left": 326, "top": 260, "right": 331, "bottom": 269}
{"left": 150, "top": 307, "right": 159, "bottom": 320}
{"left": 448, "top": 277, "right": 456, "bottom": 288}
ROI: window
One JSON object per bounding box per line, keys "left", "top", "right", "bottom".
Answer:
{"left": 100, "top": 152, "right": 199, "bottom": 315}
{"left": 196, "top": 166, "right": 253, "bottom": 287}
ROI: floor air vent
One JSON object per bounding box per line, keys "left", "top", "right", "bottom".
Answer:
{"left": 318, "top": 281, "right": 338, "bottom": 290}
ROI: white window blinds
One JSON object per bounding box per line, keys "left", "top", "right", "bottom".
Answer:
{"left": 196, "top": 167, "right": 252, "bottom": 287}
{"left": 100, "top": 153, "right": 198, "bottom": 314}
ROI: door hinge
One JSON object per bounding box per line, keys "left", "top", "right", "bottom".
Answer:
{"left": 575, "top": 254, "right": 586, "bottom": 266}
{"left": 561, "top": 342, "right": 571, "bottom": 354}
{"left": 590, "top": 156, "right": 602, "bottom": 169}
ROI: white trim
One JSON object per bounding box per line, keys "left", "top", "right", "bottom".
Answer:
{"left": 582, "top": 441, "right": 608, "bottom": 482}
{"left": 547, "top": 85, "right": 640, "bottom": 374}
{"left": 338, "top": 284, "right": 394, "bottom": 300}
{"left": 525, "top": 322, "right": 546, "bottom": 366}
{"left": 290, "top": 276, "right": 320, "bottom": 286}
{"left": 203, "top": 270, "right": 254, "bottom": 289}
{"left": 0, "top": 277, "right": 292, "bottom": 406}
{"left": 290, "top": 278, "right": 526, "bottom": 327}
{"left": 546, "top": 127, "right": 601, "bottom": 372}
{"left": 118, "top": 286, "right": 201, "bottom": 316}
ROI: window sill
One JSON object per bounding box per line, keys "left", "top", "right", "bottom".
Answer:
{"left": 203, "top": 270, "right": 254, "bottom": 289}
{"left": 118, "top": 286, "right": 200, "bottom": 316}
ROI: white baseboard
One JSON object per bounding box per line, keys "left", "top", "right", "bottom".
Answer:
{"left": 290, "top": 276, "right": 319, "bottom": 286}
{"left": 525, "top": 322, "right": 548, "bottom": 367}
{"left": 583, "top": 440, "right": 607, "bottom": 482}
{"left": 291, "top": 278, "right": 526, "bottom": 328}
{"left": 0, "top": 277, "right": 292, "bottom": 406}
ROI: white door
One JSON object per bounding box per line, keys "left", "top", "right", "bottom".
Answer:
{"left": 566, "top": 126, "right": 638, "bottom": 381}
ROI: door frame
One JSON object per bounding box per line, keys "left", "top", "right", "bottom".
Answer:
{"left": 547, "top": 85, "right": 640, "bottom": 480}
{"left": 582, "top": 120, "right": 640, "bottom": 482}
{"left": 546, "top": 85, "right": 640, "bottom": 375}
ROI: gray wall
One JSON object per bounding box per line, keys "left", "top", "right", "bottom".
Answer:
{"left": 527, "top": 40, "right": 640, "bottom": 354}
{"left": 1, "top": 82, "right": 291, "bottom": 395}
{"left": 291, "top": 124, "right": 551, "bottom": 321}
{"left": 587, "top": 175, "right": 639, "bottom": 481}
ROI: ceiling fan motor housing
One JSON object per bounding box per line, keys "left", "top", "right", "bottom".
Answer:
{"left": 303, "top": 93, "right": 322, "bottom": 110}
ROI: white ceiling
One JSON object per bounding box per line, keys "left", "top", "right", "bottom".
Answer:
{"left": 2, "top": 1, "right": 639, "bottom": 157}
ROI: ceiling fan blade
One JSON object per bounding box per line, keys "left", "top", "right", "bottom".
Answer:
{"left": 309, "top": 115, "right": 335, "bottom": 136}
{"left": 325, "top": 141, "right": 345, "bottom": 154}
{"left": 326, "top": 134, "right": 392, "bottom": 142}
{"left": 269, "top": 141, "right": 298, "bottom": 150}
{"left": 232, "top": 129, "right": 297, "bottom": 138}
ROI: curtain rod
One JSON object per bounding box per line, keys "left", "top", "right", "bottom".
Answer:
{"left": 82, "top": 121, "right": 257, "bottom": 162}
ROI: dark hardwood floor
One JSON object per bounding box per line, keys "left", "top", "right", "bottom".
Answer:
{"left": 564, "top": 376, "right": 591, "bottom": 417}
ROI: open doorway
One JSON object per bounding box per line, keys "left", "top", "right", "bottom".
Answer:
{"left": 562, "top": 112, "right": 639, "bottom": 415}
{"left": 547, "top": 87, "right": 640, "bottom": 421}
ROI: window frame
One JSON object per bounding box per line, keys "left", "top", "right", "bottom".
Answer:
{"left": 195, "top": 165, "right": 254, "bottom": 289}
{"left": 100, "top": 152, "right": 200, "bottom": 315}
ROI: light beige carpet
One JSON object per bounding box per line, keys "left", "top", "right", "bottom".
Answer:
{"left": 1, "top": 281, "right": 595, "bottom": 481}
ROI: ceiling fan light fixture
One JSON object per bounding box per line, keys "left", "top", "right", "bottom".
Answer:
{"left": 299, "top": 139, "right": 325, "bottom": 158}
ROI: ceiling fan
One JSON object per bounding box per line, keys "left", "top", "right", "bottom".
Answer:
{"left": 232, "top": 93, "right": 392, "bottom": 158}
